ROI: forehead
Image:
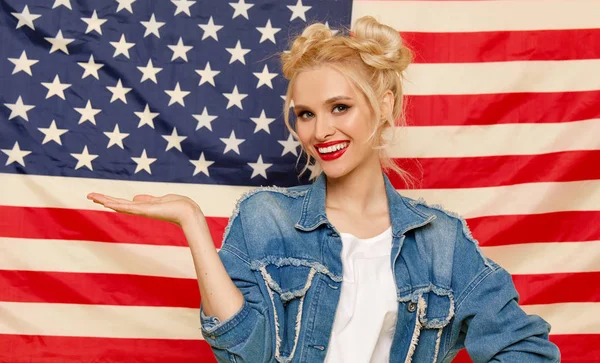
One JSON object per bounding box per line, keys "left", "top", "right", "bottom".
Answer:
{"left": 291, "top": 66, "right": 358, "bottom": 105}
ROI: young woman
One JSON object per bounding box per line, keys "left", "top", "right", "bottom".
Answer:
{"left": 88, "top": 16, "right": 560, "bottom": 363}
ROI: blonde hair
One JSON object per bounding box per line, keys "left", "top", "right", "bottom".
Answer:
{"left": 280, "top": 16, "right": 414, "bottom": 185}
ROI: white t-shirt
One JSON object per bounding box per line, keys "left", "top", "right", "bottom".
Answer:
{"left": 324, "top": 226, "right": 397, "bottom": 362}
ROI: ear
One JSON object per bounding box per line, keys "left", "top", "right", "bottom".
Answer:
{"left": 380, "top": 90, "right": 395, "bottom": 122}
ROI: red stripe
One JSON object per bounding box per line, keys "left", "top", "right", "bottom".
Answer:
{"left": 402, "top": 29, "right": 600, "bottom": 63}
{"left": 452, "top": 335, "right": 600, "bottom": 363}
{"left": 3, "top": 207, "right": 600, "bottom": 249}
{"left": 513, "top": 272, "right": 600, "bottom": 305}
{"left": 2, "top": 269, "right": 597, "bottom": 307}
{"left": 466, "top": 211, "right": 600, "bottom": 247}
{"left": 0, "top": 334, "right": 216, "bottom": 363}
{"left": 0, "top": 270, "right": 200, "bottom": 307}
{"left": 403, "top": 91, "right": 600, "bottom": 126}
{"left": 0, "top": 205, "right": 228, "bottom": 248}
{"left": 391, "top": 151, "right": 600, "bottom": 189}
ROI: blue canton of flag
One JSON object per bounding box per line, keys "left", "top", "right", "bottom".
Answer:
{"left": 0, "top": 0, "right": 352, "bottom": 187}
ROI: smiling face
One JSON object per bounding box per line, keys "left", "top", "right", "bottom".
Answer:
{"left": 292, "top": 66, "right": 382, "bottom": 180}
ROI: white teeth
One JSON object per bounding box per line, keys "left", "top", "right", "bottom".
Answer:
{"left": 318, "top": 142, "right": 349, "bottom": 154}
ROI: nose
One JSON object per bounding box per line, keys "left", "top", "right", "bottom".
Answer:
{"left": 314, "top": 114, "right": 335, "bottom": 141}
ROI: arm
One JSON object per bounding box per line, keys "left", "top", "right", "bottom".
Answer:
{"left": 452, "top": 221, "right": 560, "bottom": 362}
{"left": 87, "top": 193, "right": 272, "bottom": 362}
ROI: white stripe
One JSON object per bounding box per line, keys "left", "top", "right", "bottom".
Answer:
{"left": 481, "top": 242, "right": 600, "bottom": 275}
{"left": 390, "top": 118, "right": 600, "bottom": 158}
{"left": 2, "top": 237, "right": 598, "bottom": 277}
{"left": 352, "top": 0, "right": 600, "bottom": 32}
{"left": 0, "top": 301, "right": 203, "bottom": 339}
{"left": 523, "top": 302, "right": 600, "bottom": 334}
{"left": 0, "top": 301, "right": 594, "bottom": 338}
{"left": 2, "top": 174, "right": 600, "bottom": 218}
{"left": 402, "top": 60, "right": 600, "bottom": 95}
{"left": 0, "top": 237, "right": 196, "bottom": 279}
{"left": 402, "top": 179, "right": 600, "bottom": 218}
{"left": 0, "top": 172, "right": 252, "bottom": 218}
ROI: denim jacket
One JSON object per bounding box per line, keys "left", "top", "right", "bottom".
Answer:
{"left": 200, "top": 173, "right": 560, "bottom": 363}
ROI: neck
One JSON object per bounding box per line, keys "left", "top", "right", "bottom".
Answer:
{"left": 325, "top": 159, "right": 387, "bottom": 215}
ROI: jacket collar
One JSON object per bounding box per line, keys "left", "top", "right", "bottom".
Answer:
{"left": 295, "top": 172, "right": 435, "bottom": 236}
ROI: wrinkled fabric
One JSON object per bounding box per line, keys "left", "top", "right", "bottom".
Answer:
{"left": 200, "top": 173, "right": 560, "bottom": 363}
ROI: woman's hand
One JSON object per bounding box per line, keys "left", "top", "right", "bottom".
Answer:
{"left": 87, "top": 193, "right": 204, "bottom": 228}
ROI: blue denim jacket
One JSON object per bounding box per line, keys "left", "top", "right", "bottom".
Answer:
{"left": 200, "top": 173, "right": 560, "bottom": 362}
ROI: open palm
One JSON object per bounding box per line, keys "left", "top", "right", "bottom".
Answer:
{"left": 87, "top": 193, "right": 202, "bottom": 227}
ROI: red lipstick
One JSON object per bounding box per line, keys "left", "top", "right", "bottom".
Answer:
{"left": 314, "top": 141, "right": 349, "bottom": 161}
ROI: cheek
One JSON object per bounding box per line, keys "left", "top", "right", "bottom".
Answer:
{"left": 295, "top": 122, "right": 312, "bottom": 144}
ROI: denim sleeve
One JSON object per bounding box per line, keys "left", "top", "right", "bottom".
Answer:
{"left": 199, "top": 209, "right": 272, "bottom": 362}
{"left": 452, "top": 221, "right": 561, "bottom": 362}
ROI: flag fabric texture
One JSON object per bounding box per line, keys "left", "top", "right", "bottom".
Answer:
{"left": 0, "top": 0, "right": 598, "bottom": 362}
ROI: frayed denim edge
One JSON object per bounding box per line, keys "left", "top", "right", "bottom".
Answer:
{"left": 398, "top": 283, "right": 455, "bottom": 329}
{"left": 250, "top": 256, "right": 343, "bottom": 283}
{"left": 408, "top": 198, "right": 492, "bottom": 269}
{"left": 223, "top": 187, "right": 308, "bottom": 242}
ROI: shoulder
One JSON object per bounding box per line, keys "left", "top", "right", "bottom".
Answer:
{"left": 402, "top": 195, "right": 492, "bottom": 268}
{"left": 234, "top": 184, "right": 309, "bottom": 214}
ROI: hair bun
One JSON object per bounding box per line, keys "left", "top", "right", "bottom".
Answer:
{"left": 351, "top": 16, "right": 412, "bottom": 73}
{"left": 281, "top": 24, "right": 335, "bottom": 79}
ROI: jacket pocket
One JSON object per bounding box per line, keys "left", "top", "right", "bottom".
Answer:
{"left": 401, "top": 285, "right": 455, "bottom": 363}
{"left": 253, "top": 261, "right": 318, "bottom": 363}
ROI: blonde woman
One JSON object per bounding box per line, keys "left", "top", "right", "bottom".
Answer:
{"left": 88, "top": 16, "right": 560, "bottom": 363}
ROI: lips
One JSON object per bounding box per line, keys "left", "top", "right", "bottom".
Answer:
{"left": 314, "top": 141, "right": 349, "bottom": 161}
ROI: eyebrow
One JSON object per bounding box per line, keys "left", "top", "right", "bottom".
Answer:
{"left": 294, "top": 95, "right": 353, "bottom": 111}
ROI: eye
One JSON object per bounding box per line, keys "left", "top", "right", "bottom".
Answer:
{"left": 297, "top": 111, "right": 314, "bottom": 119}
{"left": 332, "top": 104, "right": 350, "bottom": 113}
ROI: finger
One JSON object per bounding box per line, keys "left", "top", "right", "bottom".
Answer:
{"left": 103, "top": 201, "right": 151, "bottom": 216}
{"left": 89, "top": 193, "right": 134, "bottom": 205}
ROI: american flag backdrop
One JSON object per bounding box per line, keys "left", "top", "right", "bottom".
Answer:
{"left": 0, "top": 0, "right": 599, "bottom": 362}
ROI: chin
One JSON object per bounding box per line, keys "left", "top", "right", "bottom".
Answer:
{"left": 320, "top": 164, "right": 353, "bottom": 180}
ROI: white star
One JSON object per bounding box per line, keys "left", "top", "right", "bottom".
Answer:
{"left": 192, "top": 107, "right": 217, "bottom": 131}
{"left": 325, "top": 22, "right": 340, "bottom": 36}
{"left": 78, "top": 54, "right": 104, "bottom": 80}
{"left": 103, "top": 124, "right": 129, "bottom": 149}
{"left": 253, "top": 64, "right": 277, "bottom": 89}
{"left": 11, "top": 6, "right": 41, "bottom": 30}
{"left": 287, "top": 0, "right": 311, "bottom": 21}
{"left": 195, "top": 62, "right": 220, "bottom": 86}
{"left": 171, "top": 0, "right": 196, "bottom": 16}
{"left": 38, "top": 120, "right": 68, "bottom": 145}
{"left": 223, "top": 85, "right": 247, "bottom": 110}
{"left": 248, "top": 155, "right": 272, "bottom": 179}
{"left": 165, "top": 82, "right": 190, "bottom": 106}
{"left": 256, "top": 19, "right": 280, "bottom": 44}
{"left": 134, "top": 104, "right": 159, "bottom": 128}
{"left": 110, "top": 34, "right": 135, "bottom": 59}
{"left": 278, "top": 134, "right": 300, "bottom": 156}
{"left": 81, "top": 10, "right": 107, "bottom": 35}
{"left": 4, "top": 96, "right": 35, "bottom": 121}
{"left": 74, "top": 100, "right": 101, "bottom": 125}
{"left": 162, "top": 127, "right": 187, "bottom": 152}
{"left": 71, "top": 146, "right": 99, "bottom": 171}
{"left": 8, "top": 51, "right": 39, "bottom": 76}
{"left": 2, "top": 142, "right": 31, "bottom": 167}
{"left": 198, "top": 17, "right": 223, "bottom": 41}
{"left": 141, "top": 14, "right": 165, "bottom": 38}
{"left": 220, "top": 130, "right": 245, "bottom": 154}
{"left": 106, "top": 79, "right": 132, "bottom": 104}
{"left": 250, "top": 110, "right": 276, "bottom": 134}
{"left": 226, "top": 40, "right": 250, "bottom": 65}
{"left": 45, "top": 30, "right": 75, "bottom": 55}
{"left": 131, "top": 149, "right": 157, "bottom": 174}
{"left": 168, "top": 37, "right": 193, "bottom": 62}
{"left": 41, "top": 75, "right": 72, "bottom": 100}
{"left": 115, "top": 0, "right": 136, "bottom": 14}
{"left": 189, "top": 152, "right": 214, "bottom": 176}
{"left": 53, "top": 0, "right": 72, "bottom": 10}
{"left": 229, "top": 0, "right": 253, "bottom": 19}
{"left": 137, "top": 59, "right": 162, "bottom": 83}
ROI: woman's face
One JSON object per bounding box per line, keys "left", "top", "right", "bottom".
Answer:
{"left": 292, "top": 66, "right": 380, "bottom": 180}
